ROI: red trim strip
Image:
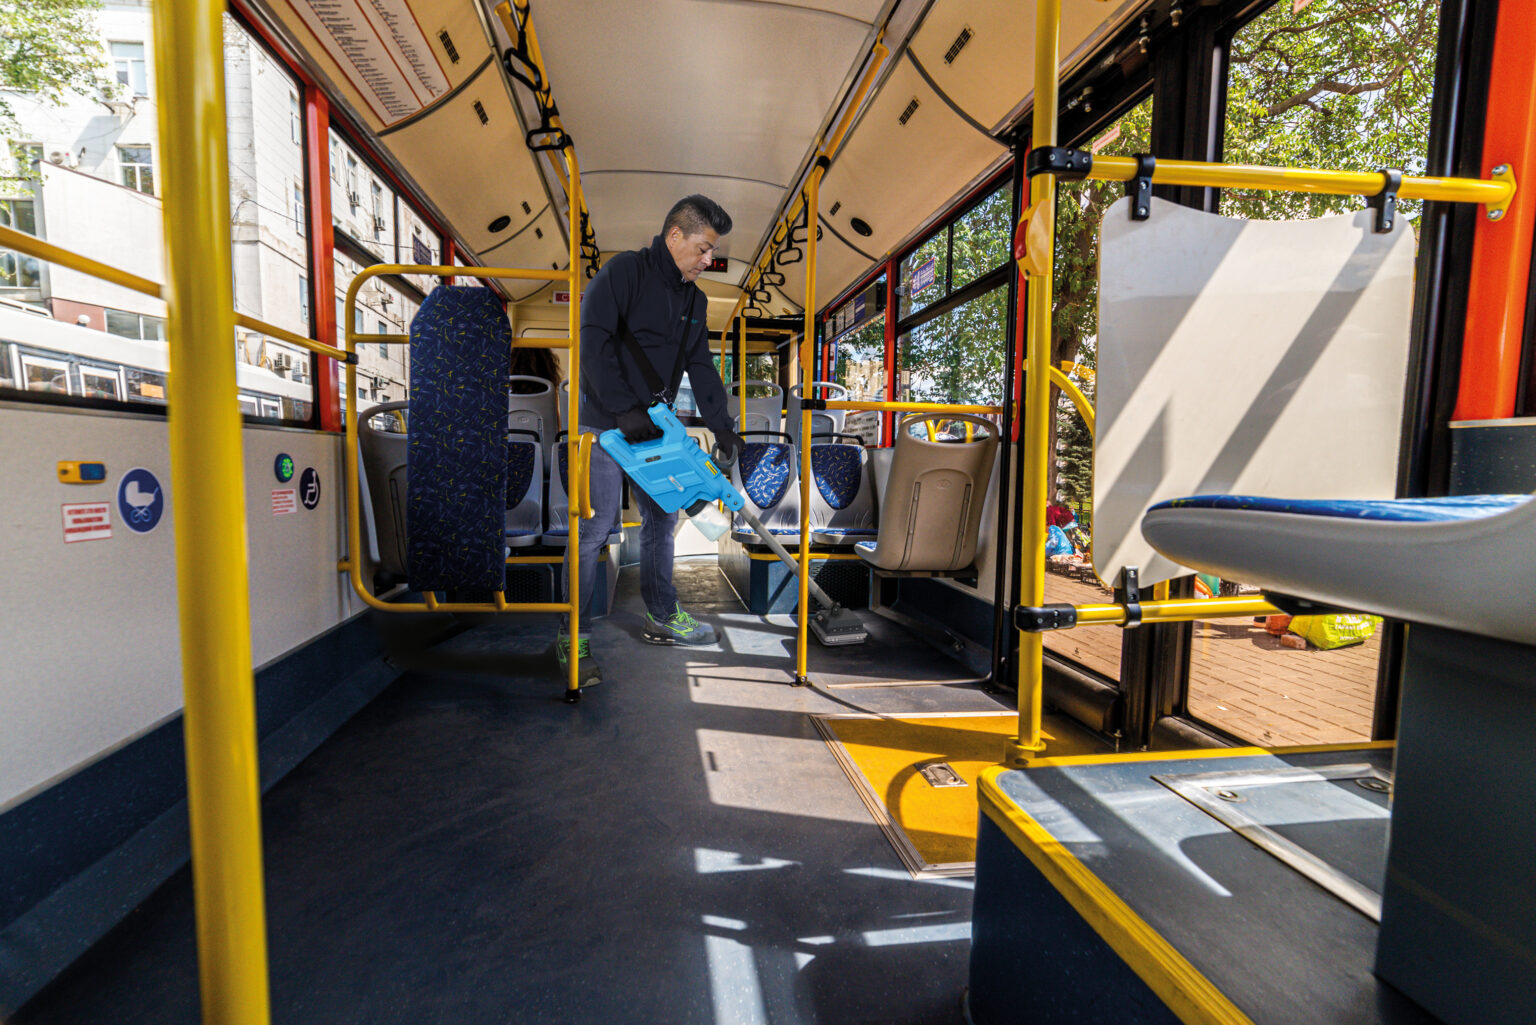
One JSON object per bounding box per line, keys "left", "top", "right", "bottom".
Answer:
{"left": 305, "top": 88, "right": 343, "bottom": 433}
{"left": 1453, "top": 7, "right": 1536, "bottom": 421}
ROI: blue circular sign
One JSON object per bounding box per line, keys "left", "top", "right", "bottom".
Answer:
{"left": 299, "top": 467, "right": 321, "bottom": 510}
{"left": 274, "top": 452, "right": 295, "bottom": 482}
{"left": 117, "top": 467, "right": 164, "bottom": 534}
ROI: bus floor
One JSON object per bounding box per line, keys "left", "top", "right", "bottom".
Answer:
{"left": 17, "top": 560, "right": 1011, "bottom": 1025}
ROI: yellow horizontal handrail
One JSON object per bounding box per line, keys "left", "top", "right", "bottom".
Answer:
{"left": 1, "top": 223, "right": 355, "bottom": 365}
{"left": 1070, "top": 596, "right": 1279, "bottom": 627}
{"left": 0, "top": 222, "right": 163, "bottom": 298}
{"left": 1019, "top": 360, "right": 1095, "bottom": 435}
{"left": 824, "top": 399, "right": 1004, "bottom": 415}
{"left": 233, "top": 313, "right": 350, "bottom": 364}
{"left": 514, "top": 336, "right": 570, "bottom": 348}
{"left": 1089, "top": 155, "right": 1515, "bottom": 211}
{"left": 349, "top": 332, "right": 410, "bottom": 346}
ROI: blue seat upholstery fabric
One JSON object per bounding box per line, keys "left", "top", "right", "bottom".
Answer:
{"left": 406, "top": 285, "right": 510, "bottom": 590}
{"left": 812, "top": 445, "right": 863, "bottom": 510}
{"left": 740, "top": 443, "right": 794, "bottom": 508}
{"left": 1151, "top": 493, "right": 1530, "bottom": 523}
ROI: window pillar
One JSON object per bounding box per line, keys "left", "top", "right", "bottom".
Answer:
{"left": 303, "top": 86, "right": 341, "bottom": 432}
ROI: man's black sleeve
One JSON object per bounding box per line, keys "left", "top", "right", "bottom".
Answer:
{"left": 579, "top": 255, "right": 644, "bottom": 416}
{"left": 684, "top": 288, "right": 734, "bottom": 438}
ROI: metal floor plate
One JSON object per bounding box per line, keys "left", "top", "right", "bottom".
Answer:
{"left": 1153, "top": 762, "right": 1392, "bottom": 920}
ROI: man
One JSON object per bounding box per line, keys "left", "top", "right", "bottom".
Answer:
{"left": 558, "top": 195, "right": 745, "bottom": 685}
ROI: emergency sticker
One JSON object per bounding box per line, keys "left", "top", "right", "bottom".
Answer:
{"left": 272, "top": 489, "right": 297, "bottom": 515}
{"left": 62, "top": 502, "right": 112, "bottom": 543}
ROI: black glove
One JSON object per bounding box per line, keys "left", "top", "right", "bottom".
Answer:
{"left": 616, "top": 405, "right": 663, "bottom": 443}
{"left": 714, "top": 427, "right": 745, "bottom": 467}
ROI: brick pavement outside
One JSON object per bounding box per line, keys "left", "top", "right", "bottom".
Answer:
{"left": 1041, "top": 569, "right": 1378, "bottom": 747}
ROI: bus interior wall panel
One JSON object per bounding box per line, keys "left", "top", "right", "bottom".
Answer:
{"left": 0, "top": 406, "right": 365, "bottom": 813}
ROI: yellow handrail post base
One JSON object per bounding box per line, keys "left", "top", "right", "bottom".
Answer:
{"left": 1004, "top": 736, "right": 1051, "bottom": 767}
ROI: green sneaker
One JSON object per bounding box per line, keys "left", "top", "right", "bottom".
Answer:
{"left": 643, "top": 603, "right": 718, "bottom": 646}
{"left": 556, "top": 631, "right": 603, "bottom": 687}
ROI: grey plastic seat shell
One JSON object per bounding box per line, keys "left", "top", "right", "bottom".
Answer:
{"left": 508, "top": 375, "right": 558, "bottom": 464}
{"left": 503, "top": 429, "right": 543, "bottom": 548}
{"left": 856, "top": 413, "right": 997, "bottom": 572}
{"left": 807, "top": 441, "right": 879, "bottom": 546}
{"left": 358, "top": 401, "right": 411, "bottom": 577}
{"left": 1141, "top": 499, "right": 1536, "bottom": 647}
{"left": 545, "top": 430, "right": 622, "bottom": 548}
{"left": 730, "top": 437, "right": 803, "bottom": 545}
{"left": 786, "top": 381, "right": 848, "bottom": 448}
{"left": 728, "top": 379, "right": 783, "bottom": 435}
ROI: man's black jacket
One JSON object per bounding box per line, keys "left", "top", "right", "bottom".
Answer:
{"left": 577, "top": 234, "right": 730, "bottom": 435}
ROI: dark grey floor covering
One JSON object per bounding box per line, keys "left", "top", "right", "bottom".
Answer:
{"left": 17, "top": 563, "right": 1011, "bottom": 1024}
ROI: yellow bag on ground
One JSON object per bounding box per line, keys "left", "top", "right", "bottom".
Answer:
{"left": 1287, "top": 614, "right": 1383, "bottom": 650}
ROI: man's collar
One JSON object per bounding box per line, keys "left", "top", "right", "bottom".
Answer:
{"left": 648, "top": 233, "right": 688, "bottom": 290}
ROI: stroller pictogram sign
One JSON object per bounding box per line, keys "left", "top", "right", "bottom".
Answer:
{"left": 117, "top": 468, "right": 164, "bottom": 533}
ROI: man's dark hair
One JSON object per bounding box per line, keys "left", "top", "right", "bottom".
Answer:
{"left": 663, "top": 195, "right": 732, "bottom": 239}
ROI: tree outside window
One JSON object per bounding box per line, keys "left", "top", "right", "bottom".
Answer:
{"left": 118, "top": 145, "right": 154, "bottom": 194}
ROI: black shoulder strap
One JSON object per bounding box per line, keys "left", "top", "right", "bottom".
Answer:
{"left": 612, "top": 278, "right": 698, "bottom": 406}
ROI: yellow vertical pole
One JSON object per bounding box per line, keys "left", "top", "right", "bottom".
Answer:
{"left": 152, "top": 0, "right": 272, "bottom": 1021}
{"left": 737, "top": 312, "right": 747, "bottom": 429}
{"left": 1008, "top": 0, "right": 1062, "bottom": 764}
{"left": 795, "top": 157, "right": 828, "bottom": 685}
{"left": 565, "top": 147, "right": 583, "bottom": 698}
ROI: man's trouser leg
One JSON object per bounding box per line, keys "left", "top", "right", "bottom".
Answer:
{"left": 562, "top": 442, "right": 623, "bottom": 631}
{"left": 635, "top": 479, "right": 678, "bottom": 620}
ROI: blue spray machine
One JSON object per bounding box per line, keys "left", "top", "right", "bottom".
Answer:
{"left": 599, "top": 403, "right": 867, "bottom": 646}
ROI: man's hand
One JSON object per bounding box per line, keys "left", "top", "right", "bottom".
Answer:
{"left": 713, "top": 427, "right": 745, "bottom": 467}
{"left": 616, "top": 405, "right": 663, "bottom": 443}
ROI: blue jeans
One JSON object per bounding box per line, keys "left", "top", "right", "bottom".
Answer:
{"left": 562, "top": 441, "right": 678, "bottom": 630}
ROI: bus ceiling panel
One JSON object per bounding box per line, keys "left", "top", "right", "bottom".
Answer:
{"left": 579, "top": 172, "right": 784, "bottom": 266}
{"left": 381, "top": 83, "right": 552, "bottom": 254}
{"left": 909, "top": 0, "right": 1138, "bottom": 133}
{"left": 264, "top": 0, "right": 490, "bottom": 133}
{"left": 817, "top": 59, "right": 1005, "bottom": 263}
{"left": 474, "top": 206, "right": 568, "bottom": 274}
{"left": 522, "top": 0, "right": 877, "bottom": 193}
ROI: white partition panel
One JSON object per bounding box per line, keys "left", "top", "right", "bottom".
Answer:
{"left": 1092, "top": 197, "right": 1415, "bottom": 588}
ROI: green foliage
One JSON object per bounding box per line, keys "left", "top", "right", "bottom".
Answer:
{"left": 0, "top": 0, "right": 111, "bottom": 116}
{"left": 1222, "top": 0, "right": 1439, "bottom": 220}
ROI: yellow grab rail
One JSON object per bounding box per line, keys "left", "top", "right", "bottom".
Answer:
{"left": 1089, "top": 154, "right": 1515, "bottom": 213}
{"left": 153, "top": 0, "right": 271, "bottom": 1021}
{"left": 0, "top": 224, "right": 353, "bottom": 366}
{"left": 1070, "top": 596, "right": 1279, "bottom": 627}
{"left": 577, "top": 432, "right": 595, "bottom": 519}
{"left": 823, "top": 399, "right": 1004, "bottom": 415}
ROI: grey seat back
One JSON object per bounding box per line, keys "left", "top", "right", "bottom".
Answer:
{"left": 504, "top": 428, "right": 543, "bottom": 547}
{"left": 786, "top": 381, "right": 848, "bottom": 448}
{"left": 856, "top": 413, "right": 997, "bottom": 572}
{"left": 727, "top": 379, "right": 783, "bottom": 434}
{"left": 508, "top": 375, "right": 558, "bottom": 463}
{"left": 358, "top": 401, "right": 410, "bottom": 576}
{"left": 545, "top": 430, "right": 621, "bottom": 547}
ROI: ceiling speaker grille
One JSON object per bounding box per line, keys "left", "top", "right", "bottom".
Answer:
{"left": 944, "top": 26, "right": 973, "bottom": 64}
{"left": 898, "top": 98, "right": 919, "bottom": 125}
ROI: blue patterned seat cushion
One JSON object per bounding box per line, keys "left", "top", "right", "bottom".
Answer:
{"left": 740, "top": 442, "right": 793, "bottom": 508}
{"left": 407, "top": 285, "right": 510, "bottom": 591}
{"left": 1151, "top": 493, "right": 1531, "bottom": 523}
{"left": 811, "top": 444, "right": 862, "bottom": 510}
{"left": 815, "top": 527, "right": 877, "bottom": 535}
{"left": 506, "top": 442, "right": 536, "bottom": 508}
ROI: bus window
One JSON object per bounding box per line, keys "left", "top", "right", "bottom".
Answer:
{"left": 828, "top": 275, "right": 886, "bottom": 445}
{"left": 80, "top": 365, "right": 123, "bottom": 400}
{"left": 897, "top": 286, "right": 1006, "bottom": 418}
{"left": 21, "top": 353, "right": 70, "bottom": 394}
{"left": 1042, "top": 94, "right": 1153, "bottom": 683}
{"left": 1183, "top": 0, "right": 1440, "bottom": 746}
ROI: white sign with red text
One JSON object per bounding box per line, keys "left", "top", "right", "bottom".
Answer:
{"left": 62, "top": 502, "right": 112, "bottom": 543}
{"left": 272, "top": 489, "right": 298, "bottom": 515}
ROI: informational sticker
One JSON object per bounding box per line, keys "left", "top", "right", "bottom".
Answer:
{"left": 282, "top": 0, "right": 449, "bottom": 126}
{"left": 117, "top": 467, "right": 165, "bottom": 534}
{"left": 551, "top": 291, "right": 571, "bottom": 305}
{"left": 272, "top": 489, "right": 298, "bottom": 515}
{"left": 62, "top": 502, "right": 112, "bottom": 543}
{"left": 911, "top": 256, "right": 937, "bottom": 297}
{"left": 299, "top": 468, "right": 321, "bottom": 510}
{"left": 1091, "top": 125, "right": 1122, "bottom": 154}
{"left": 412, "top": 234, "right": 432, "bottom": 264}
{"left": 274, "top": 452, "right": 296, "bottom": 482}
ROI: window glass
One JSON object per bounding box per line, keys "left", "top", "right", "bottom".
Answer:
{"left": 1041, "top": 94, "right": 1154, "bottom": 682}
{"left": 0, "top": 4, "right": 171, "bottom": 410}
{"left": 1181, "top": 0, "right": 1440, "bottom": 744}
{"left": 949, "top": 183, "right": 1012, "bottom": 293}
{"left": 897, "top": 284, "right": 1006, "bottom": 443}
{"left": 828, "top": 276, "right": 887, "bottom": 445}
{"left": 110, "top": 41, "right": 148, "bottom": 97}
{"left": 898, "top": 231, "right": 947, "bottom": 321}
{"left": 225, "top": 15, "right": 312, "bottom": 422}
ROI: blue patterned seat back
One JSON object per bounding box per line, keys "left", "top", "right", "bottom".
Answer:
{"left": 740, "top": 443, "right": 794, "bottom": 509}
{"left": 406, "top": 285, "right": 509, "bottom": 590}
{"left": 503, "top": 437, "right": 542, "bottom": 544}
{"left": 812, "top": 444, "right": 862, "bottom": 510}
{"left": 506, "top": 442, "right": 536, "bottom": 509}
